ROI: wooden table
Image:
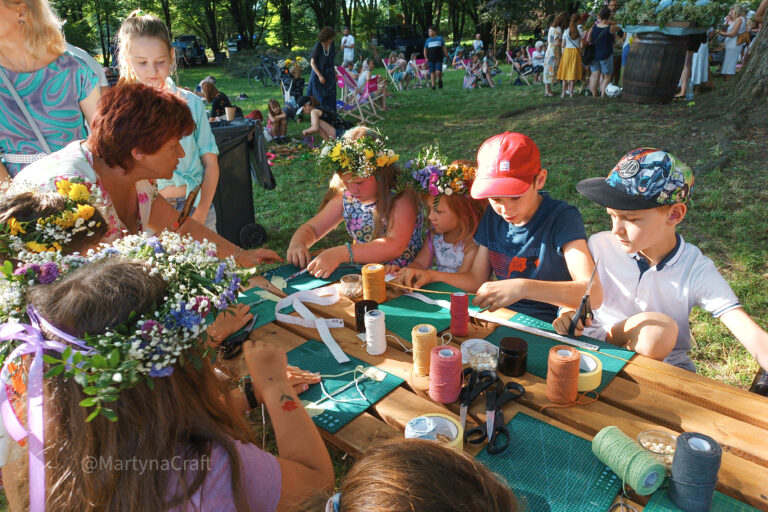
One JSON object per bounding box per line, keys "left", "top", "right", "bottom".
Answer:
{"left": 234, "top": 275, "right": 768, "bottom": 511}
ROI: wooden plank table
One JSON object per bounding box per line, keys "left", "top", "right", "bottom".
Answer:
{"left": 234, "top": 275, "right": 768, "bottom": 511}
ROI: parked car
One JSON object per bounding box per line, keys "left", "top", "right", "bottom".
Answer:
{"left": 377, "top": 24, "right": 426, "bottom": 56}
{"left": 173, "top": 35, "right": 207, "bottom": 65}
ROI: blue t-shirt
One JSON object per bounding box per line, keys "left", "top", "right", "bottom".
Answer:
{"left": 424, "top": 36, "right": 445, "bottom": 61}
{"left": 473, "top": 192, "right": 587, "bottom": 321}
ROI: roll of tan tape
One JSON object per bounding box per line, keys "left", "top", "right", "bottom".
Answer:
{"left": 405, "top": 413, "right": 464, "bottom": 451}
{"left": 577, "top": 351, "right": 603, "bottom": 392}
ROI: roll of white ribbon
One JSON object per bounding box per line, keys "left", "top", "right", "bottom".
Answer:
{"left": 364, "top": 309, "right": 387, "bottom": 356}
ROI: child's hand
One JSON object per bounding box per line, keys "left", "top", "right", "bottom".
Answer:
{"left": 553, "top": 310, "right": 592, "bottom": 337}
{"left": 472, "top": 279, "right": 526, "bottom": 312}
{"left": 237, "top": 248, "right": 284, "bottom": 267}
{"left": 242, "top": 339, "right": 289, "bottom": 403}
{"left": 395, "top": 268, "right": 433, "bottom": 289}
{"left": 287, "top": 365, "right": 321, "bottom": 394}
{"left": 207, "top": 303, "right": 254, "bottom": 348}
{"left": 383, "top": 264, "right": 401, "bottom": 275}
{"left": 287, "top": 242, "right": 312, "bottom": 268}
{"left": 306, "top": 246, "right": 346, "bottom": 279}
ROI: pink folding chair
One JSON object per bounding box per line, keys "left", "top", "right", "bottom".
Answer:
{"left": 335, "top": 66, "right": 380, "bottom": 123}
{"left": 381, "top": 58, "right": 403, "bottom": 92}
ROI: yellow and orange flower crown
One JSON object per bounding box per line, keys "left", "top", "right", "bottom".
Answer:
{"left": 318, "top": 136, "right": 400, "bottom": 179}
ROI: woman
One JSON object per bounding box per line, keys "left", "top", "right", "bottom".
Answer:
{"left": 297, "top": 95, "right": 347, "bottom": 141}
{"left": 720, "top": 4, "right": 746, "bottom": 79}
{"left": 356, "top": 58, "right": 389, "bottom": 109}
{"left": 10, "top": 82, "right": 281, "bottom": 267}
{"left": 557, "top": 13, "right": 583, "bottom": 97}
{"left": 307, "top": 26, "right": 337, "bottom": 112}
{"left": 0, "top": 0, "right": 101, "bottom": 179}
{"left": 202, "top": 81, "right": 232, "bottom": 120}
{"left": 543, "top": 12, "right": 569, "bottom": 96}
{"left": 588, "top": 7, "right": 619, "bottom": 97}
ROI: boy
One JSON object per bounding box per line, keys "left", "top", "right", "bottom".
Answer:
{"left": 556, "top": 148, "right": 768, "bottom": 372}
{"left": 424, "top": 26, "right": 448, "bottom": 90}
{"left": 397, "top": 132, "right": 600, "bottom": 321}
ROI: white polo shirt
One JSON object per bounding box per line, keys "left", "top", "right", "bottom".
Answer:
{"left": 584, "top": 231, "right": 741, "bottom": 371}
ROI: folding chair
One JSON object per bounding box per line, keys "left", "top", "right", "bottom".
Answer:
{"left": 507, "top": 52, "right": 533, "bottom": 86}
{"left": 335, "top": 66, "right": 381, "bottom": 124}
{"left": 381, "top": 58, "right": 403, "bottom": 92}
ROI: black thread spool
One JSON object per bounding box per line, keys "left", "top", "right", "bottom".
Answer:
{"left": 355, "top": 300, "right": 378, "bottom": 332}
{"left": 498, "top": 337, "right": 528, "bottom": 377}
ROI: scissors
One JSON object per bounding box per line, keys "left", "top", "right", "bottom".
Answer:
{"left": 175, "top": 184, "right": 203, "bottom": 229}
{"left": 466, "top": 380, "right": 525, "bottom": 454}
{"left": 569, "top": 259, "right": 599, "bottom": 337}
{"left": 219, "top": 315, "right": 257, "bottom": 360}
{"left": 459, "top": 368, "right": 497, "bottom": 432}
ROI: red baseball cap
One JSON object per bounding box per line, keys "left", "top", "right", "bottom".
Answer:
{"left": 471, "top": 132, "right": 542, "bottom": 199}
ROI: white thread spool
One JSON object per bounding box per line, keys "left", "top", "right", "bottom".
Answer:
{"left": 364, "top": 309, "right": 387, "bottom": 356}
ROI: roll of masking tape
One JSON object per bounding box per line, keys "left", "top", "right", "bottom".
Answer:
{"left": 405, "top": 413, "right": 464, "bottom": 451}
{"left": 577, "top": 351, "right": 603, "bottom": 392}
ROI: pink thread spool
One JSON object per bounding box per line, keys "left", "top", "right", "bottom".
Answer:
{"left": 428, "top": 345, "right": 462, "bottom": 404}
{"left": 450, "top": 292, "right": 469, "bottom": 337}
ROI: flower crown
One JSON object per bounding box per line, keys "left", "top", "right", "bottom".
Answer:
{"left": 2, "top": 231, "right": 248, "bottom": 422}
{"left": 0, "top": 178, "right": 103, "bottom": 257}
{"left": 406, "top": 146, "right": 476, "bottom": 197}
{"left": 317, "top": 136, "right": 400, "bottom": 179}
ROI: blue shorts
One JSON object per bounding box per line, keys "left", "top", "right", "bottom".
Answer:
{"left": 590, "top": 56, "right": 614, "bottom": 75}
{"left": 171, "top": 197, "right": 217, "bottom": 232}
{"left": 428, "top": 60, "right": 442, "bottom": 73}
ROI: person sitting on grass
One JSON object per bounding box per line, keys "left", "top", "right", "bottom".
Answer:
{"left": 296, "top": 439, "right": 519, "bottom": 512}
{"left": 287, "top": 128, "right": 423, "bottom": 277}
{"left": 202, "top": 81, "right": 232, "bottom": 121}
{"left": 470, "top": 51, "right": 496, "bottom": 88}
{"left": 298, "top": 95, "right": 348, "bottom": 141}
{"left": 398, "top": 132, "right": 601, "bottom": 322}
{"left": 386, "top": 51, "right": 406, "bottom": 88}
{"left": 554, "top": 148, "right": 768, "bottom": 372}
{"left": 452, "top": 48, "right": 466, "bottom": 68}
{"left": 484, "top": 47, "right": 500, "bottom": 76}
{"left": 267, "top": 99, "right": 288, "bottom": 144}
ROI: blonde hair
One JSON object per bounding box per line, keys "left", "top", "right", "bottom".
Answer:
{"left": 8, "top": 0, "right": 65, "bottom": 59}
{"left": 117, "top": 10, "right": 174, "bottom": 84}
{"left": 732, "top": 4, "right": 745, "bottom": 17}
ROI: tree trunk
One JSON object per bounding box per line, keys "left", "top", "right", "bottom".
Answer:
{"left": 734, "top": 24, "right": 768, "bottom": 100}
{"left": 277, "top": 0, "right": 292, "bottom": 48}
{"left": 307, "top": 0, "right": 338, "bottom": 28}
{"left": 160, "top": 0, "right": 173, "bottom": 39}
{"left": 104, "top": 12, "right": 112, "bottom": 67}
{"left": 340, "top": 0, "right": 351, "bottom": 28}
{"left": 95, "top": 3, "right": 107, "bottom": 68}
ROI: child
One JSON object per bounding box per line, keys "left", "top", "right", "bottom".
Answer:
{"left": 532, "top": 41, "right": 546, "bottom": 83}
{"left": 407, "top": 53, "right": 424, "bottom": 87}
{"left": 452, "top": 49, "right": 466, "bottom": 69}
{"left": 267, "top": 98, "right": 288, "bottom": 143}
{"left": 295, "top": 439, "right": 519, "bottom": 512}
{"left": 393, "top": 153, "right": 485, "bottom": 286}
{"left": 297, "top": 95, "right": 347, "bottom": 141}
{"left": 399, "top": 132, "right": 600, "bottom": 322}
{"left": 555, "top": 148, "right": 768, "bottom": 372}
{"left": 202, "top": 81, "right": 232, "bottom": 120}
{"left": 118, "top": 11, "right": 219, "bottom": 231}
{"left": 287, "top": 128, "right": 423, "bottom": 278}
{"left": 557, "top": 14, "right": 583, "bottom": 97}
{"left": 0, "top": 236, "right": 334, "bottom": 511}
{"left": 511, "top": 48, "right": 532, "bottom": 85}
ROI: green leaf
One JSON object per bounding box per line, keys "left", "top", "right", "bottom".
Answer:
{"left": 79, "top": 397, "right": 98, "bottom": 407}
{"left": 145, "top": 377, "right": 154, "bottom": 390}
{"left": 44, "top": 365, "right": 65, "bottom": 378}
{"left": 2, "top": 260, "right": 13, "bottom": 277}
{"left": 100, "top": 395, "right": 119, "bottom": 402}
{"left": 62, "top": 346, "right": 73, "bottom": 361}
{"left": 86, "top": 406, "right": 101, "bottom": 422}
{"left": 101, "top": 408, "right": 118, "bottom": 422}
{"left": 91, "top": 354, "right": 107, "bottom": 369}
{"left": 42, "top": 355, "right": 61, "bottom": 365}
{"left": 83, "top": 386, "right": 99, "bottom": 395}
{"left": 72, "top": 352, "right": 83, "bottom": 364}
{"left": 108, "top": 349, "right": 120, "bottom": 368}
{"left": 73, "top": 372, "right": 88, "bottom": 387}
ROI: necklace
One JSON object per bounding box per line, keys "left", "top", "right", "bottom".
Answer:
{"left": 322, "top": 43, "right": 330, "bottom": 57}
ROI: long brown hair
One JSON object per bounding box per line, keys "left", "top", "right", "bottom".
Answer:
{"left": 8, "top": 260, "right": 256, "bottom": 512}
{"left": 552, "top": 11, "right": 569, "bottom": 29}
{"left": 568, "top": 13, "right": 581, "bottom": 40}
{"left": 201, "top": 81, "right": 222, "bottom": 103}
{"left": 296, "top": 439, "right": 519, "bottom": 512}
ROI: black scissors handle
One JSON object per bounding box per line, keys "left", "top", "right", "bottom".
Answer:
{"left": 466, "top": 408, "right": 510, "bottom": 454}
{"left": 568, "top": 294, "right": 592, "bottom": 337}
{"left": 460, "top": 368, "right": 497, "bottom": 407}
{"left": 491, "top": 381, "right": 526, "bottom": 409}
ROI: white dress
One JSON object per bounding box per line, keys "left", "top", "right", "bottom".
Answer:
{"left": 722, "top": 17, "right": 745, "bottom": 75}
{"left": 690, "top": 29, "right": 711, "bottom": 85}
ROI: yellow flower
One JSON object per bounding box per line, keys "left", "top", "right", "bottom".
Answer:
{"left": 388, "top": 154, "right": 399, "bottom": 165}
{"left": 364, "top": 149, "right": 374, "bottom": 160}
{"left": 8, "top": 218, "right": 25, "bottom": 236}
{"left": 56, "top": 180, "right": 71, "bottom": 197}
{"left": 52, "top": 242, "right": 62, "bottom": 251}
{"left": 68, "top": 183, "right": 90, "bottom": 202}
{"left": 25, "top": 241, "right": 48, "bottom": 253}
{"left": 77, "top": 204, "right": 95, "bottom": 220}
{"left": 376, "top": 155, "right": 389, "bottom": 167}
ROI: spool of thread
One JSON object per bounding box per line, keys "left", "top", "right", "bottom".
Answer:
{"left": 405, "top": 413, "right": 464, "bottom": 451}
{"left": 546, "top": 345, "right": 580, "bottom": 404}
{"left": 364, "top": 309, "right": 387, "bottom": 356}
{"left": 355, "top": 300, "right": 378, "bottom": 332}
{"left": 428, "top": 345, "right": 462, "bottom": 404}
{"left": 362, "top": 263, "right": 387, "bottom": 303}
{"left": 450, "top": 292, "right": 469, "bottom": 337}
{"left": 412, "top": 324, "right": 437, "bottom": 376}
{"left": 592, "top": 426, "right": 666, "bottom": 495}
{"left": 669, "top": 432, "right": 722, "bottom": 511}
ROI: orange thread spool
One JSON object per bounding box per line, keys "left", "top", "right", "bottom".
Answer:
{"left": 362, "top": 263, "right": 387, "bottom": 303}
{"left": 546, "top": 345, "right": 580, "bottom": 404}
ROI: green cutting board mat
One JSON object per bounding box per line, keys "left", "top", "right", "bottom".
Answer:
{"left": 262, "top": 263, "right": 362, "bottom": 295}
{"left": 286, "top": 339, "right": 404, "bottom": 434}
{"left": 645, "top": 488, "right": 760, "bottom": 512}
{"left": 237, "top": 287, "right": 284, "bottom": 330}
{"left": 476, "top": 412, "right": 621, "bottom": 512}
{"left": 485, "top": 313, "right": 635, "bottom": 393}
{"left": 379, "top": 282, "right": 484, "bottom": 340}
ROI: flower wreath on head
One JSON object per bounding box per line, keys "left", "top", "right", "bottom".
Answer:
{"left": 317, "top": 136, "right": 400, "bottom": 179}
{"left": 405, "top": 146, "right": 476, "bottom": 203}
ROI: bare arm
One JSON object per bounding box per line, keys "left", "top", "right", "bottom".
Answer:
{"left": 189, "top": 152, "right": 219, "bottom": 226}
{"left": 0, "top": 161, "right": 10, "bottom": 182}
{"left": 303, "top": 109, "right": 323, "bottom": 135}
{"left": 756, "top": 0, "right": 767, "bottom": 22}
{"left": 79, "top": 86, "right": 102, "bottom": 126}
{"left": 287, "top": 193, "right": 345, "bottom": 268}
{"left": 310, "top": 57, "right": 325, "bottom": 84}
{"left": 397, "top": 243, "right": 491, "bottom": 292}
{"left": 720, "top": 308, "right": 768, "bottom": 370}
{"left": 721, "top": 18, "right": 743, "bottom": 37}
{"left": 404, "top": 234, "right": 434, "bottom": 270}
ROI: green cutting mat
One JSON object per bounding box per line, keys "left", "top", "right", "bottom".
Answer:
{"left": 262, "top": 264, "right": 362, "bottom": 295}
{"left": 378, "top": 282, "right": 484, "bottom": 340}
{"left": 476, "top": 412, "right": 621, "bottom": 512}
{"left": 285, "top": 339, "right": 404, "bottom": 434}
{"left": 485, "top": 313, "right": 635, "bottom": 393}
{"left": 645, "top": 488, "right": 760, "bottom": 512}
{"left": 237, "top": 287, "right": 283, "bottom": 330}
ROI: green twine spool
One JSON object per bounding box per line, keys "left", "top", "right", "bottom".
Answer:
{"left": 592, "top": 426, "right": 666, "bottom": 495}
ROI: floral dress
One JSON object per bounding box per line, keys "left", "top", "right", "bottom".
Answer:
{"left": 543, "top": 27, "right": 562, "bottom": 84}
{"left": 11, "top": 141, "right": 157, "bottom": 243}
{"left": 341, "top": 190, "right": 423, "bottom": 267}
{"left": 429, "top": 231, "right": 464, "bottom": 273}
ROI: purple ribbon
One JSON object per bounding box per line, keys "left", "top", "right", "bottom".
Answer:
{"left": 0, "top": 307, "right": 92, "bottom": 512}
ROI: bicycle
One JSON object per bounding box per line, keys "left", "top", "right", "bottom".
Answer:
{"left": 248, "top": 56, "right": 282, "bottom": 88}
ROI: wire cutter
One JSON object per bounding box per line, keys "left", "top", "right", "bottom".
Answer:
{"left": 569, "top": 260, "right": 599, "bottom": 337}
{"left": 458, "top": 368, "right": 497, "bottom": 432}
{"left": 466, "top": 380, "right": 525, "bottom": 454}
{"left": 175, "top": 184, "right": 202, "bottom": 229}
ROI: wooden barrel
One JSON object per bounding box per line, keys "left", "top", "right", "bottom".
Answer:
{"left": 623, "top": 32, "right": 688, "bottom": 104}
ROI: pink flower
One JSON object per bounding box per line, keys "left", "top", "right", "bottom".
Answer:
{"left": 137, "top": 193, "right": 150, "bottom": 204}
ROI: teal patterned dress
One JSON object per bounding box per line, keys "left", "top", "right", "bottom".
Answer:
{"left": 341, "top": 190, "right": 423, "bottom": 267}
{"left": 0, "top": 51, "right": 98, "bottom": 177}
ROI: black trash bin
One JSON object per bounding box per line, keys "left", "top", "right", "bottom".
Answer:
{"left": 209, "top": 119, "right": 274, "bottom": 248}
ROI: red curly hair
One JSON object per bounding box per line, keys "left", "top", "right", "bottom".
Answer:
{"left": 87, "top": 83, "right": 195, "bottom": 171}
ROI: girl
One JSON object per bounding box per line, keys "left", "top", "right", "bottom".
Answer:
{"left": 719, "top": 4, "right": 746, "bottom": 79}
{"left": 202, "top": 81, "right": 232, "bottom": 120}
{"left": 1, "top": 236, "right": 334, "bottom": 511}
{"left": 287, "top": 128, "right": 423, "bottom": 278}
{"left": 557, "top": 13, "right": 583, "bottom": 97}
{"left": 394, "top": 155, "right": 485, "bottom": 288}
{"left": 543, "top": 12, "right": 568, "bottom": 96}
{"left": 296, "top": 439, "right": 519, "bottom": 512}
{"left": 407, "top": 53, "right": 424, "bottom": 86}
{"left": 267, "top": 99, "right": 288, "bottom": 143}
{"left": 117, "top": 11, "right": 220, "bottom": 231}
{"left": 298, "top": 95, "right": 347, "bottom": 141}
{"left": 356, "top": 58, "right": 389, "bottom": 110}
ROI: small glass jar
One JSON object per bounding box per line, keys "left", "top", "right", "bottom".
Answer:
{"left": 339, "top": 274, "right": 363, "bottom": 298}
{"left": 498, "top": 337, "right": 528, "bottom": 377}
{"left": 467, "top": 343, "right": 499, "bottom": 372}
